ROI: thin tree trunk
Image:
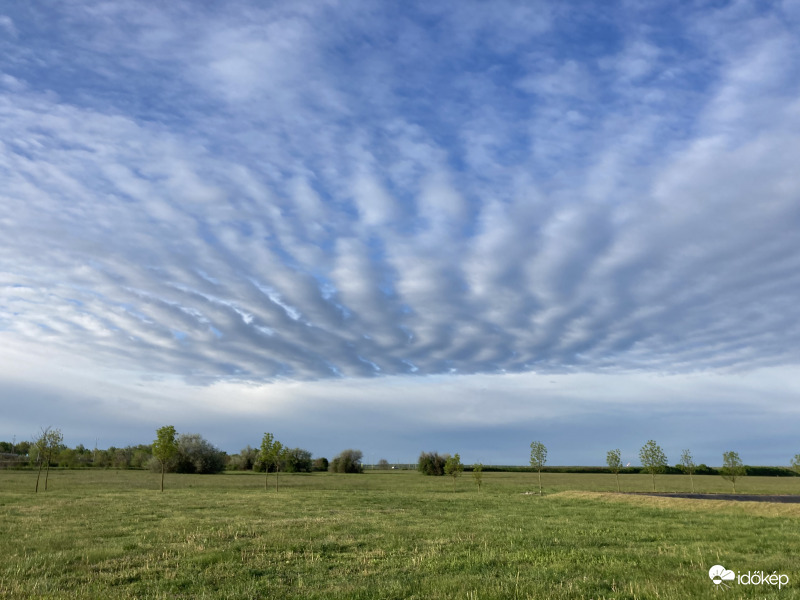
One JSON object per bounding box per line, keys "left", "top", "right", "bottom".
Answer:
{"left": 275, "top": 468, "right": 279, "bottom": 492}
{"left": 538, "top": 470, "right": 542, "bottom": 495}
{"left": 44, "top": 453, "right": 51, "bottom": 491}
{"left": 652, "top": 472, "right": 656, "bottom": 492}
{"left": 161, "top": 462, "right": 165, "bottom": 492}
{"left": 35, "top": 459, "right": 43, "bottom": 493}
{"left": 616, "top": 473, "right": 620, "bottom": 492}
{"left": 689, "top": 473, "right": 694, "bottom": 493}
{"left": 265, "top": 470, "right": 268, "bottom": 491}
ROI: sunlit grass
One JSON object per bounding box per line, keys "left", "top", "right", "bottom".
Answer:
{"left": 1, "top": 470, "right": 798, "bottom": 598}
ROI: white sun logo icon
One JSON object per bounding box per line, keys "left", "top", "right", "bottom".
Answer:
{"left": 708, "top": 565, "right": 735, "bottom": 590}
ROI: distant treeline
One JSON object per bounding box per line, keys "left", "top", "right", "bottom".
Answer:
{"left": 465, "top": 465, "right": 797, "bottom": 477}
{"left": 2, "top": 438, "right": 796, "bottom": 477}
{"left": 0, "top": 437, "right": 323, "bottom": 474}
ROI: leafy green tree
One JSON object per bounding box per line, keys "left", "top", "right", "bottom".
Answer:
{"left": 530, "top": 441, "right": 547, "bottom": 495}
{"left": 33, "top": 427, "right": 63, "bottom": 493}
{"left": 283, "top": 447, "right": 313, "bottom": 473}
{"left": 679, "top": 449, "right": 696, "bottom": 493}
{"left": 312, "top": 457, "right": 329, "bottom": 472}
{"left": 721, "top": 451, "right": 745, "bottom": 493}
{"left": 791, "top": 454, "right": 800, "bottom": 477}
{"left": 152, "top": 425, "right": 178, "bottom": 492}
{"left": 227, "top": 445, "right": 258, "bottom": 471}
{"left": 639, "top": 440, "right": 667, "bottom": 492}
{"left": 444, "top": 453, "right": 463, "bottom": 491}
{"left": 417, "top": 451, "right": 447, "bottom": 476}
{"left": 258, "top": 433, "right": 278, "bottom": 490}
{"left": 329, "top": 449, "right": 363, "bottom": 473}
{"left": 606, "top": 449, "right": 622, "bottom": 492}
{"left": 174, "top": 433, "right": 226, "bottom": 474}
{"left": 271, "top": 441, "right": 285, "bottom": 491}
{"left": 472, "top": 462, "right": 484, "bottom": 490}
{"left": 16, "top": 440, "right": 31, "bottom": 456}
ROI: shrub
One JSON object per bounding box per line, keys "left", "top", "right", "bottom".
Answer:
{"left": 418, "top": 451, "right": 447, "bottom": 476}
{"left": 330, "top": 449, "right": 363, "bottom": 473}
{"left": 312, "top": 457, "right": 329, "bottom": 472}
{"left": 174, "top": 433, "right": 226, "bottom": 474}
{"left": 283, "top": 448, "right": 313, "bottom": 473}
{"left": 227, "top": 446, "right": 258, "bottom": 471}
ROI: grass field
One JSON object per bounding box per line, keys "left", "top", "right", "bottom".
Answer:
{"left": 1, "top": 469, "right": 798, "bottom": 599}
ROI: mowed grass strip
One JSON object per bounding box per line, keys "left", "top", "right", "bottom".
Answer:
{"left": 1, "top": 470, "right": 798, "bottom": 599}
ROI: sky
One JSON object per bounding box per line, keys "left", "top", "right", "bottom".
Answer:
{"left": 2, "top": 1, "right": 800, "bottom": 466}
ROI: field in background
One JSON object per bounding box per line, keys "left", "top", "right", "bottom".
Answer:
{"left": 1, "top": 470, "right": 798, "bottom": 599}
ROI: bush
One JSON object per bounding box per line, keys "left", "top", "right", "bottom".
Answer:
{"left": 418, "top": 451, "right": 448, "bottom": 476}
{"left": 283, "top": 448, "right": 313, "bottom": 473}
{"left": 329, "top": 449, "right": 363, "bottom": 473}
{"left": 695, "top": 463, "right": 718, "bottom": 475}
{"left": 377, "top": 459, "right": 390, "bottom": 469}
{"left": 227, "top": 446, "right": 258, "bottom": 471}
{"left": 312, "top": 457, "right": 329, "bottom": 472}
{"left": 173, "top": 434, "right": 226, "bottom": 474}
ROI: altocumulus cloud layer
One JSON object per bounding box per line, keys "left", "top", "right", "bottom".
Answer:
{"left": 2, "top": 2, "right": 800, "bottom": 461}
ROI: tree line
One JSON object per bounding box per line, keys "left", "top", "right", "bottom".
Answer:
{"left": 2, "top": 426, "right": 373, "bottom": 492}
{"left": 417, "top": 441, "right": 800, "bottom": 494}
{"left": 5, "top": 429, "right": 800, "bottom": 495}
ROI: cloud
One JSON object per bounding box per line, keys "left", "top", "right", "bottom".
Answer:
{"left": 1, "top": 1, "right": 799, "bottom": 460}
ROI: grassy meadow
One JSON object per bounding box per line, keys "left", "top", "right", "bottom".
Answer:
{"left": 1, "top": 469, "right": 799, "bottom": 599}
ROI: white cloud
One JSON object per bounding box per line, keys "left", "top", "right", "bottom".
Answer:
{"left": 1, "top": 1, "right": 800, "bottom": 458}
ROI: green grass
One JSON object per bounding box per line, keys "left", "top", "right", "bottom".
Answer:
{"left": 1, "top": 470, "right": 799, "bottom": 599}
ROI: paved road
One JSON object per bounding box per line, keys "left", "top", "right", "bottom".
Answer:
{"left": 629, "top": 492, "right": 800, "bottom": 503}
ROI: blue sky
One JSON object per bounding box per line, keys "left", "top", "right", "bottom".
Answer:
{"left": 2, "top": 1, "right": 800, "bottom": 465}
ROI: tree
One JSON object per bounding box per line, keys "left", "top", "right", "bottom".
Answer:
{"left": 639, "top": 440, "right": 667, "bottom": 492}
{"left": 444, "top": 453, "right": 463, "bottom": 491}
{"left": 721, "top": 451, "right": 745, "bottom": 493}
{"left": 679, "top": 449, "right": 696, "bottom": 493}
{"left": 377, "top": 458, "right": 390, "bottom": 470}
{"left": 283, "top": 447, "right": 313, "bottom": 473}
{"left": 329, "top": 449, "right": 364, "bottom": 473}
{"left": 791, "top": 454, "right": 800, "bottom": 477}
{"left": 174, "top": 433, "right": 226, "bottom": 474}
{"left": 33, "top": 427, "right": 63, "bottom": 493}
{"left": 417, "top": 451, "right": 447, "bottom": 476}
{"left": 472, "top": 462, "right": 484, "bottom": 490}
{"left": 258, "top": 433, "right": 281, "bottom": 491}
{"left": 228, "top": 445, "right": 258, "bottom": 471}
{"left": 606, "top": 449, "right": 622, "bottom": 492}
{"left": 312, "top": 457, "right": 329, "bottom": 472}
{"left": 530, "top": 441, "right": 547, "bottom": 495}
{"left": 152, "top": 425, "right": 178, "bottom": 492}
{"left": 271, "top": 441, "right": 285, "bottom": 491}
